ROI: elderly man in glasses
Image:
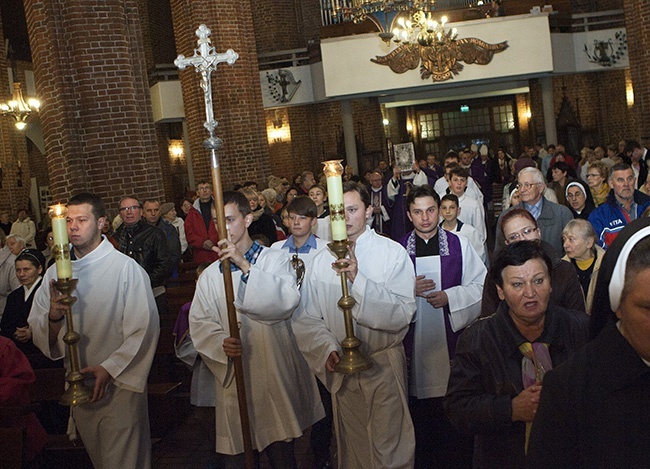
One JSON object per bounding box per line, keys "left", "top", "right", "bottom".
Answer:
{"left": 115, "top": 196, "right": 172, "bottom": 314}
{"left": 495, "top": 167, "right": 573, "bottom": 257}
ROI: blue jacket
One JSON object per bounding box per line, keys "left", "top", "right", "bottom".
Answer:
{"left": 588, "top": 190, "right": 650, "bottom": 248}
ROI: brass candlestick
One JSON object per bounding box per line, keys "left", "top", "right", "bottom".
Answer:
{"left": 55, "top": 278, "right": 93, "bottom": 406}
{"left": 328, "top": 240, "right": 372, "bottom": 374}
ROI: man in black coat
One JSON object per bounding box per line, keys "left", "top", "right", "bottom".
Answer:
{"left": 625, "top": 139, "right": 649, "bottom": 190}
{"left": 115, "top": 196, "right": 172, "bottom": 313}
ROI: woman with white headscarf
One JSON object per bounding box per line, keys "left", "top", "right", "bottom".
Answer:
{"left": 565, "top": 180, "right": 595, "bottom": 220}
{"left": 528, "top": 217, "right": 650, "bottom": 468}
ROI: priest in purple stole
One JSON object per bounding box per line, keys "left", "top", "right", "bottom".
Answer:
{"left": 399, "top": 184, "right": 487, "bottom": 469}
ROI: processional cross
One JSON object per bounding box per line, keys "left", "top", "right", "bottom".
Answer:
{"left": 174, "top": 24, "right": 238, "bottom": 163}
{"left": 175, "top": 25, "right": 255, "bottom": 468}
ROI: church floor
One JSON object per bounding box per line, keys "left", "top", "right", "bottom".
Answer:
{"left": 151, "top": 406, "right": 328, "bottom": 469}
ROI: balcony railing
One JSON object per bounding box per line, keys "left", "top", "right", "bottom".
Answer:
{"left": 549, "top": 9, "right": 625, "bottom": 33}
{"left": 320, "top": 0, "right": 475, "bottom": 26}
{"left": 257, "top": 49, "right": 311, "bottom": 71}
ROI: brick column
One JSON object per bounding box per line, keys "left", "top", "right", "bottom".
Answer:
{"left": 170, "top": 0, "right": 270, "bottom": 188}
{"left": 624, "top": 0, "right": 650, "bottom": 139}
{"left": 23, "top": 0, "right": 164, "bottom": 208}
{"left": 0, "top": 8, "right": 32, "bottom": 214}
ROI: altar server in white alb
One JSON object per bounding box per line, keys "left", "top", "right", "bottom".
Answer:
{"left": 29, "top": 193, "right": 159, "bottom": 469}
{"left": 293, "top": 181, "right": 417, "bottom": 468}
{"left": 189, "top": 191, "right": 323, "bottom": 468}
{"left": 399, "top": 184, "right": 486, "bottom": 468}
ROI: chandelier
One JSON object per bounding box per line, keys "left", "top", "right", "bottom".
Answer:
{"left": 0, "top": 83, "right": 41, "bottom": 130}
{"left": 392, "top": 12, "right": 457, "bottom": 46}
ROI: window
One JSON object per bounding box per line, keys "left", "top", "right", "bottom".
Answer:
{"left": 493, "top": 105, "right": 515, "bottom": 132}
{"left": 419, "top": 113, "right": 441, "bottom": 139}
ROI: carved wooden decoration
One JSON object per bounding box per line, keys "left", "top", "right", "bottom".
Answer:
{"left": 371, "top": 38, "right": 509, "bottom": 82}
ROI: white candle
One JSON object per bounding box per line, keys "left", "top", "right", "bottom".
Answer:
{"left": 49, "top": 204, "right": 72, "bottom": 279}
{"left": 323, "top": 160, "right": 347, "bottom": 241}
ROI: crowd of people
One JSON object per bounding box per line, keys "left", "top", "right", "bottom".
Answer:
{"left": 0, "top": 138, "right": 649, "bottom": 468}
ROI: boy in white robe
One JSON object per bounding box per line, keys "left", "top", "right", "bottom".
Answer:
{"left": 447, "top": 165, "right": 486, "bottom": 240}
{"left": 189, "top": 191, "right": 323, "bottom": 468}
{"left": 439, "top": 193, "right": 488, "bottom": 265}
{"left": 29, "top": 193, "right": 159, "bottom": 469}
{"left": 293, "top": 181, "right": 417, "bottom": 469}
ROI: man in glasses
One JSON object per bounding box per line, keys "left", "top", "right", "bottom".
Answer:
{"left": 495, "top": 167, "right": 573, "bottom": 257}
{"left": 115, "top": 196, "right": 172, "bottom": 314}
{"left": 481, "top": 208, "right": 585, "bottom": 316}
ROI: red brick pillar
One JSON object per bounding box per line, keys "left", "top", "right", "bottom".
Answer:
{"left": 0, "top": 8, "right": 32, "bottom": 214}
{"left": 624, "top": 0, "right": 650, "bottom": 138}
{"left": 23, "top": 0, "right": 164, "bottom": 208}
{"left": 170, "top": 0, "right": 270, "bottom": 188}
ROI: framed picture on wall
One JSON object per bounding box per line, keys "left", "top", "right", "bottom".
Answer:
{"left": 393, "top": 142, "right": 415, "bottom": 172}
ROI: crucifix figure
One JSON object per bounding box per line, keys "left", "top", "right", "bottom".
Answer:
{"left": 174, "top": 24, "right": 238, "bottom": 149}
{"left": 176, "top": 24, "right": 258, "bottom": 468}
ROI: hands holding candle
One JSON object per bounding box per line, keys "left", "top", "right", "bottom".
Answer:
{"left": 48, "top": 204, "right": 72, "bottom": 280}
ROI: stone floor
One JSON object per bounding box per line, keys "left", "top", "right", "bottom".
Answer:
{"left": 151, "top": 406, "right": 327, "bottom": 469}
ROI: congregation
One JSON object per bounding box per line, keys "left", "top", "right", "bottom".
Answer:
{"left": 1, "top": 138, "right": 649, "bottom": 469}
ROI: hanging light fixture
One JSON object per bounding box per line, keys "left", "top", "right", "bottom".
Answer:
{"left": 391, "top": 12, "right": 457, "bottom": 46}
{"left": 0, "top": 83, "right": 41, "bottom": 130}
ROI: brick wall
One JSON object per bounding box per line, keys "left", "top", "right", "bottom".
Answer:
{"left": 251, "top": 0, "right": 302, "bottom": 54}
{"left": 145, "top": 0, "right": 177, "bottom": 67}
{"left": 527, "top": 69, "right": 635, "bottom": 149}
{"left": 0, "top": 11, "right": 34, "bottom": 215}
{"left": 23, "top": 0, "right": 165, "bottom": 210}
{"left": 623, "top": 0, "right": 650, "bottom": 139}
{"left": 170, "top": 0, "right": 271, "bottom": 190}
{"left": 572, "top": 0, "right": 623, "bottom": 14}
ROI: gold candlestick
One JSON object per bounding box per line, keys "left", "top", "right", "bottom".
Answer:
{"left": 322, "top": 160, "right": 372, "bottom": 374}
{"left": 328, "top": 240, "right": 372, "bottom": 374}
{"left": 54, "top": 278, "right": 93, "bottom": 406}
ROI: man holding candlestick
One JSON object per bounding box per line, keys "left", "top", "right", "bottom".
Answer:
{"left": 29, "top": 193, "right": 160, "bottom": 469}
{"left": 293, "top": 181, "right": 417, "bottom": 468}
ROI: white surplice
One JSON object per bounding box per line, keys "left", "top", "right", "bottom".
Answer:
{"left": 292, "top": 227, "right": 417, "bottom": 468}
{"left": 411, "top": 234, "right": 486, "bottom": 399}
{"left": 29, "top": 237, "right": 159, "bottom": 469}
{"left": 189, "top": 247, "right": 323, "bottom": 455}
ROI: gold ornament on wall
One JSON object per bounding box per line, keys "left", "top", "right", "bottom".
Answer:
{"left": 371, "top": 13, "right": 508, "bottom": 82}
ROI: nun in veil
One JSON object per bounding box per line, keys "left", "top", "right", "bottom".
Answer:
{"left": 527, "top": 217, "right": 650, "bottom": 468}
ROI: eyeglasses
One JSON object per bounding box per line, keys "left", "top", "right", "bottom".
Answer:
{"left": 119, "top": 205, "right": 141, "bottom": 213}
{"left": 516, "top": 182, "right": 542, "bottom": 191}
{"left": 506, "top": 226, "right": 538, "bottom": 242}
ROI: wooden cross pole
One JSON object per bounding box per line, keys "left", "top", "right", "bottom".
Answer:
{"left": 175, "top": 25, "right": 254, "bottom": 468}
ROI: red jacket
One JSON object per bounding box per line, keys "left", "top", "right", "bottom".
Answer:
{"left": 184, "top": 206, "right": 219, "bottom": 263}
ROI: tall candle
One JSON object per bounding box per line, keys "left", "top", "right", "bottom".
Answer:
{"left": 49, "top": 204, "right": 72, "bottom": 279}
{"left": 323, "top": 160, "right": 347, "bottom": 241}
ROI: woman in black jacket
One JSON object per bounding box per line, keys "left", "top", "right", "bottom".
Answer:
{"left": 0, "top": 248, "right": 53, "bottom": 369}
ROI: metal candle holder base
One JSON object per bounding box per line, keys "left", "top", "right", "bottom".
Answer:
{"left": 328, "top": 240, "right": 372, "bottom": 374}
{"left": 54, "top": 278, "right": 93, "bottom": 406}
